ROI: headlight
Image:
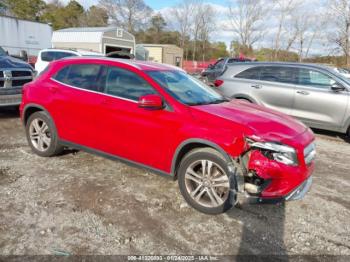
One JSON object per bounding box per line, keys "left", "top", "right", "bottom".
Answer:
{"left": 249, "top": 141, "right": 298, "bottom": 166}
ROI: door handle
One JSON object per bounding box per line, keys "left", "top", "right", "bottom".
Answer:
{"left": 251, "top": 84, "right": 262, "bottom": 89}
{"left": 296, "top": 90, "right": 310, "bottom": 95}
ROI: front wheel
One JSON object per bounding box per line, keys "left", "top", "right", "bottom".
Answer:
{"left": 178, "top": 148, "right": 235, "bottom": 214}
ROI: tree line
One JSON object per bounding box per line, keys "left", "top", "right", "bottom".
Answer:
{"left": 1, "top": 0, "right": 350, "bottom": 66}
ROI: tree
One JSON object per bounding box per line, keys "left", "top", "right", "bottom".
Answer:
{"left": 80, "top": 5, "right": 108, "bottom": 27}
{"left": 227, "top": 0, "right": 266, "bottom": 50}
{"left": 41, "top": 0, "right": 84, "bottom": 30}
{"left": 0, "top": 0, "right": 7, "bottom": 14}
{"left": 99, "top": 0, "right": 153, "bottom": 33}
{"left": 148, "top": 13, "right": 167, "bottom": 43}
{"left": 271, "top": 0, "right": 300, "bottom": 59}
{"left": 5, "top": 0, "right": 46, "bottom": 21}
{"left": 327, "top": 0, "right": 350, "bottom": 67}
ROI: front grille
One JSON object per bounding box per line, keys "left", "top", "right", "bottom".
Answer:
{"left": 304, "top": 142, "right": 316, "bottom": 165}
{"left": 0, "top": 69, "right": 33, "bottom": 88}
{"left": 11, "top": 71, "right": 32, "bottom": 77}
{"left": 12, "top": 79, "right": 32, "bottom": 87}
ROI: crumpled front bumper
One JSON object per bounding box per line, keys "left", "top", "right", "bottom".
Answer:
{"left": 285, "top": 175, "right": 313, "bottom": 201}
{"left": 247, "top": 175, "right": 313, "bottom": 204}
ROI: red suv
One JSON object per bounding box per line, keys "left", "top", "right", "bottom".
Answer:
{"left": 20, "top": 57, "right": 316, "bottom": 214}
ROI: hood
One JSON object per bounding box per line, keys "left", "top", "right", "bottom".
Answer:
{"left": 0, "top": 55, "right": 32, "bottom": 70}
{"left": 191, "top": 100, "right": 308, "bottom": 144}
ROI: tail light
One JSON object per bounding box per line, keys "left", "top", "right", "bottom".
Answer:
{"left": 214, "top": 79, "right": 224, "bottom": 87}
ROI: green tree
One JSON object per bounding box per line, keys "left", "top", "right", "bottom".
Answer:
{"left": 80, "top": 5, "right": 108, "bottom": 27}
{"left": 63, "top": 0, "right": 84, "bottom": 27}
{"left": 5, "top": 0, "right": 46, "bottom": 21}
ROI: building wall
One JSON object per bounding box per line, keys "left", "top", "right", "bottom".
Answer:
{"left": 146, "top": 47, "right": 163, "bottom": 63}
{"left": 51, "top": 42, "right": 100, "bottom": 52}
{"left": 0, "top": 15, "right": 52, "bottom": 57}
{"left": 163, "top": 46, "right": 183, "bottom": 67}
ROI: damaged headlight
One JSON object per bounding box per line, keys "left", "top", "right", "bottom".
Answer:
{"left": 248, "top": 140, "right": 298, "bottom": 166}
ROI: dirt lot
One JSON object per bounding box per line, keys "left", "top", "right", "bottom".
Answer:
{"left": 0, "top": 107, "right": 349, "bottom": 257}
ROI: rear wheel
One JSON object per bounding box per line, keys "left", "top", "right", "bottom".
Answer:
{"left": 25, "top": 111, "right": 63, "bottom": 157}
{"left": 178, "top": 148, "right": 234, "bottom": 214}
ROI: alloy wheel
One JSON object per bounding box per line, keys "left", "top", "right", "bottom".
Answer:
{"left": 29, "top": 118, "right": 52, "bottom": 152}
{"left": 184, "top": 159, "right": 230, "bottom": 208}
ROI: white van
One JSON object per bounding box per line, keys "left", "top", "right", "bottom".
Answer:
{"left": 35, "top": 49, "right": 102, "bottom": 74}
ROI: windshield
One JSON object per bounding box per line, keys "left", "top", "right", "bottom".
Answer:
{"left": 0, "top": 47, "right": 6, "bottom": 56}
{"left": 146, "top": 70, "right": 227, "bottom": 106}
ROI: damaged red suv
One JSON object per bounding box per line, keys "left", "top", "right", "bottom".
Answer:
{"left": 20, "top": 57, "right": 315, "bottom": 214}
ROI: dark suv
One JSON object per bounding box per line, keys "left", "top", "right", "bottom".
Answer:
{"left": 0, "top": 47, "right": 34, "bottom": 107}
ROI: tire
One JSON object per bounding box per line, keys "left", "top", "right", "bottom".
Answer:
{"left": 25, "top": 111, "right": 63, "bottom": 157}
{"left": 177, "top": 147, "right": 235, "bottom": 214}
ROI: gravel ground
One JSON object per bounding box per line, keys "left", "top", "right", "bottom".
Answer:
{"left": 0, "top": 107, "right": 349, "bottom": 258}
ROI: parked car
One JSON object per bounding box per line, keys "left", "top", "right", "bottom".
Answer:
{"left": 215, "top": 62, "right": 350, "bottom": 136}
{"left": 0, "top": 46, "right": 34, "bottom": 107}
{"left": 35, "top": 48, "right": 102, "bottom": 74}
{"left": 201, "top": 57, "right": 255, "bottom": 85}
{"left": 20, "top": 57, "right": 315, "bottom": 214}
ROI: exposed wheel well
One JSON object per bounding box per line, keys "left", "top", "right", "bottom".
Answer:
{"left": 173, "top": 142, "right": 225, "bottom": 178}
{"left": 24, "top": 107, "right": 43, "bottom": 125}
{"left": 234, "top": 97, "right": 253, "bottom": 103}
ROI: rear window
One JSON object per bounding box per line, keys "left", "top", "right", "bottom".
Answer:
{"left": 41, "top": 51, "right": 76, "bottom": 62}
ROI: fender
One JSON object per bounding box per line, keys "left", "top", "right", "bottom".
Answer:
{"left": 171, "top": 138, "right": 234, "bottom": 175}
{"left": 23, "top": 103, "right": 55, "bottom": 127}
{"left": 231, "top": 94, "right": 258, "bottom": 104}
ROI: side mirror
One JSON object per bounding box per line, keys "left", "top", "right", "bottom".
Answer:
{"left": 331, "top": 83, "right": 346, "bottom": 92}
{"left": 138, "top": 94, "right": 164, "bottom": 110}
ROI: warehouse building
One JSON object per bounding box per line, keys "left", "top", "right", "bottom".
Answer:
{"left": 141, "top": 44, "right": 183, "bottom": 67}
{"left": 52, "top": 27, "right": 135, "bottom": 56}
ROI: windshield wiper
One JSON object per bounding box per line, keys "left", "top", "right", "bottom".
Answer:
{"left": 188, "top": 99, "right": 229, "bottom": 106}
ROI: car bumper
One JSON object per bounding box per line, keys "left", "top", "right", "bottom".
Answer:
{"left": 0, "top": 94, "right": 22, "bottom": 106}
{"left": 247, "top": 175, "right": 313, "bottom": 204}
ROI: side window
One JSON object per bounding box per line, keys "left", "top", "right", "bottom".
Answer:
{"left": 63, "top": 64, "right": 102, "bottom": 91}
{"left": 235, "top": 67, "right": 260, "bottom": 80}
{"left": 104, "top": 67, "right": 157, "bottom": 101}
{"left": 41, "top": 51, "right": 56, "bottom": 62}
{"left": 53, "top": 66, "right": 70, "bottom": 82}
{"left": 298, "top": 69, "right": 336, "bottom": 88}
{"left": 260, "top": 66, "right": 297, "bottom": 84}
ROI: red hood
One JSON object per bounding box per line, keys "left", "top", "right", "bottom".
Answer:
{"left": 191, "top": 100, "right": 308, "bottom": 144}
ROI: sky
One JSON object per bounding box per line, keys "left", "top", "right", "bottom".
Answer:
{"left": 56, "top": 0, "right": 330, "bottom": 56}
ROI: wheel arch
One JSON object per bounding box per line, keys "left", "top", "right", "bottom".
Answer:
{"left": 231, "top": 94, "right": 256, "bottom": 103}
{"left": 23, "top": 104, "right": 53, "bottom": 126}
{"left": 171, "top": 139, "right": 233, "bottom": 177}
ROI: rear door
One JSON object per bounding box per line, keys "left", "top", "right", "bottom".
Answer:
{"left": 49, "top": 63, "right": 105, "bottom": 148}
{"left": 234, "top": 66, "right": 297, "bottom": 115}
{"left": 291, "top": 67, "right": 349, "bottom": 130}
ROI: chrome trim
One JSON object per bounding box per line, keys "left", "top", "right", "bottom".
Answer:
{"left": 0, "top": 69, "right": 33, "bottom": 89}
{"left": 304, "top": 142, "right": 316, "bottom": 165}
{"left": 50, "top": 78, "right": 138, "bottom": 104}
{"left": 285, "top": 176, "right": 313, "bottom": 201}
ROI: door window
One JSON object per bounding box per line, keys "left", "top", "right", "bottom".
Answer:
{"left": 53, "top": 64, "right": 103, "bottom": 92}
{"left": 104, "top": 67, "right": 157, "bottom": 101}
{"left": 260, "top": 67, "right": 297, "bottom": 84}
{"left": 235, "top": 67, "right": 261, "bottom": 80}
{"left": 297, "top": 68, "right": 336, "bottom": 88}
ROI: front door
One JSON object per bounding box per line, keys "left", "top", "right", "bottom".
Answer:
{"left": 291, "top": 68, "right": 349, "bottom": 130}
{"left": 97, "top": 66, "right": 179, "bottom": 172}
